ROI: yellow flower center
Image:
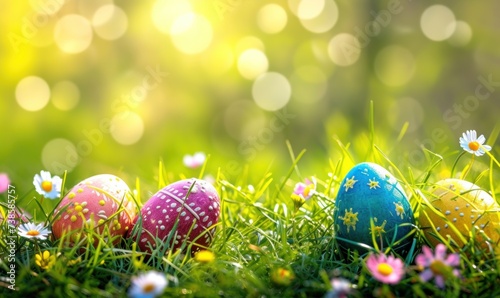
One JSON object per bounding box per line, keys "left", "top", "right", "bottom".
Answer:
{"left": 142, "top": 283, "right": 156, "bottom": 293}
{"left": 303, "top": 184, "right": 314, "bottom": 197}
{"left": 41, "top": 180, "right": 53, "bottom": 192}
{"left": 279, "top": 268, "right": 291, "bottom": 278}
{"left": 430, "top": 260, "right": 446, "bottom": 275}
{"left": 468, "top": 141, "right": 480, "bottom": 151}
{"left": 377, "top": 263, "right": 394, "bottom": 276}
{"left": 27, "top": 230, "right": 40, "bottom": 236}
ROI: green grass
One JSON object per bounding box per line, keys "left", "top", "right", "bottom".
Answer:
{"left": 2, "top": 126, "right": 500, "bottom": 297}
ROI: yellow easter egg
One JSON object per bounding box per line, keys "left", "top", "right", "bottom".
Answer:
{"left": 419, "top": 179, "right": 500, "bottom": 252}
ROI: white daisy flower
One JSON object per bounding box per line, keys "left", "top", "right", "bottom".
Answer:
{"left": 33, "top": 170, "right": 62, "bottom": 199}
{"left": 128, "top": 271, "right": 167, "bottom": 298}
{"left": 459, "top": 130, "right": 492, "bottom": 156}
{"left": 18, "top": 222, "right": 51, "bottom": 240}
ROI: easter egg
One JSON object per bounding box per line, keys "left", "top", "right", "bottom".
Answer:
{"left": 52, "top": 174, "right": 136, "bottom": 245}
{"left": 132, "top": 178, "right": 220, "bottom": 254}
{"left": 333, "top": 162, "right": 415, "bottom": 255}
{"left": 419, "top": 179, "right": 500, "bottom": 252}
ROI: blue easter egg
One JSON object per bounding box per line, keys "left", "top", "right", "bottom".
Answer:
{"left": 333, "top": 162, "right": 415, "bottom": 256}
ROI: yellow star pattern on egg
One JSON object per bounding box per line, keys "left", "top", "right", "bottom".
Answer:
{"left": 338, "top": 208, "right": 359, "bottom": 232}
{"left": 370, "top": 218, "right": 387, "bottom": 237}
{"left": 367, "top": 178, "right": 380, "bottom": 189}
{"left": 394, "top": 202, "right": 405, "bottom": 219}
{"left": 343, "top": 176, "right": 358, "bottom": 192}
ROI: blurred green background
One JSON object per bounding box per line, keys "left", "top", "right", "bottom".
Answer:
{"left": 2, "top": 0, "right": 499, "bottom": 193}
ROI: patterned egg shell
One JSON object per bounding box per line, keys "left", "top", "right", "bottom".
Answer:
{"left": 333, "top": 162, "right": 415, "bottom": 255}
{"left": 133, "top": 178, "right": 220, "bottom": 254}
{"left": 52, "top": 174, "right": 136, "bottom": 245}
{"left": 419, "top": 179, "right": 500, "bottom": 252}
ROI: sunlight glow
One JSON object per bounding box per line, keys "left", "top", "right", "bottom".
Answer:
{"left": 170, "top": 13, "right": 213, "bottom": 55}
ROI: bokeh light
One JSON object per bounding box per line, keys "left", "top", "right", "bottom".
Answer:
{"left": 3, "top": 1, "right": 498, "bottom": 202}
{"left": 41, "top": 138, "right": 78, "bottom": 174}
{"left": 170, "top": 13, "right": 213, "bottom": 55}
{"left": 54, "top": 14, "right": 93, "bottom": 54}
{"left": 327, "top": 33, "right": 361, "bottom": 66}
{"left": 299, "top": 0, "right": 338, "bottom": 33}
{"left": 237, "top": 49, "right": 269, "bottom": 80}
{"left": 257, "top": 4, "right": 288, "bottom": 34}
{"left": 15, "top": 76, "right": 51, "bottom": 111}
{"left": 152, "top": 0, "right": 192, "bottom": 35}
{"left": 92, "top": 4, "right": 128, "bottom": 40}
{"left": 51, "top": 81, "right": 80, "bottom": 111}
{"left": 252, "top": 72, "right": 291, "bottom": 111}
{"left": 448, "top": 20, "right": 472, "bottom": 46}
{"left": 110, "top": 112, "right": 144, "bottom": 145}
{"left": 420, "top": 5, "right": 456, "bottom": 41}
{"left": 374, "top": 45, "right": 416, "bottom": 87}
{"left": 297, "top": 0, "right": 325, "bottom": 20}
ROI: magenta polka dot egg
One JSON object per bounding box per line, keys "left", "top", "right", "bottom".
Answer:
{"left": 52, "top": 174, "right": 136, "bottom": 246}
{"left": 133, "top": 178, "right": 220, "bottom": 254}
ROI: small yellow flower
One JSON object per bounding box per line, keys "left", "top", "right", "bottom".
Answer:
{"left": 271, "top": 267, "right": 294, "bottom": 286}
{"left": 67, "top": 256, "right": 82, "bottom": 266}
{"left": 291, "top": 178, "right": 317, "bottom": 210}
{"left": 194, "top": 250, "right": 215, "bottom": 263}
{"left": 35, "top": 251, "right": 56, "bottom": 270}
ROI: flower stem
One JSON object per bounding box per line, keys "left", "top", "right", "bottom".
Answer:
{"left": 460, "top": 155, "right": 474, "bottom": 180}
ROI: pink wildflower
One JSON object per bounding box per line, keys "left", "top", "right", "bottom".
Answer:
{"left": 415, "top": 244, "right": 460, "bottom": 289}
{"left": 0, "top": 173, "right": 10, "bottom": 193}
{"left": 366, "top": 253, "right": 405, "bottom": 285}
{"left": 183, "top": 152, "right": 206, "bottom": 168}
